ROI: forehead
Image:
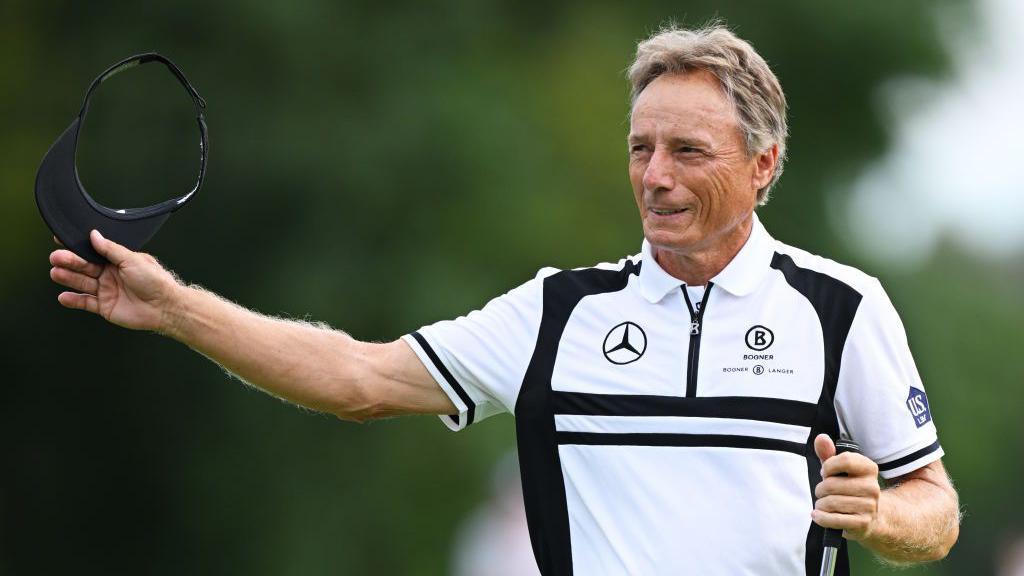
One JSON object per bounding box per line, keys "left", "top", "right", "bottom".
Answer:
{"left": 629, "top": 70, "right": 741, "bottom": 142}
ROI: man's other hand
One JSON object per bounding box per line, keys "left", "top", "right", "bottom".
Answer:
{"left": 811, "top": 433, "right": 882, "bottom": 542}
{"left": 49, "top": 230, "right": 182, "bottom": 332}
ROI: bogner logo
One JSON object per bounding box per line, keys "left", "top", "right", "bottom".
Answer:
{"left": 745, "top": 325, "right": 774, "bottom": 351}
{"left": 602, "top": 321, "right": 647, "bottom": 365}
{"left": 722, "top": 324, "right": 793, "bottom": 376}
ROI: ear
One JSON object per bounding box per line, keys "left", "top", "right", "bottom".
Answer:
{"left": 751, "top": 144, "right": 779, "bottom": 192}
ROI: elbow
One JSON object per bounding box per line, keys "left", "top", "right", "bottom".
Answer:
{"left": 324, "top": 339, "right": 408, "bottom": 423}
{"left": 310, "top": 337, "right": 386, "bottom": 423}
{"left": 934, "top": 486, "right": 962, "bottom": 561}
{"left": 332, "top": 402, "right": 389, "bottom": 424}
{"left": 938, "top": 527, "right": 959, "bottom": 561}
{"left": 332, "top": 409, "right": 377, "bottom": 424}
{"left": 326, "top": 366, "right": 391, "bottom": 424}
{"left": 921, "top": 497, "right": 962, "bottom": 562}
{"left": 918, "top": 529, "right": 957, "bottom": 563}
{"left": 328, "top": 384, "right": 385, "bottom": 423}
{"left": 931, "top": 508, "right": 961, "bottom": 561}
{"left": 329, "top": 397, "right": 371, "bottom": 423}
{"left": 874, "top": 480, "right": 961, "bottom": 566}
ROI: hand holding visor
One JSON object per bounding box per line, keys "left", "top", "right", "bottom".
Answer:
{"left": 35, "top": 52, "right": 208, "bottom": 263}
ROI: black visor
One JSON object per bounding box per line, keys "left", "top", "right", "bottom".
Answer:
{"left": 35, "top": 52, "right": 208, "bottom": 263}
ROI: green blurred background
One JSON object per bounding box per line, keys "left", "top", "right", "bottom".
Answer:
{"left": 3, "top": 0, "right": 1021, "bottom": 574}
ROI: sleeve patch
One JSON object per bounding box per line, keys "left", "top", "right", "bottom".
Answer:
{"left": 906, "top": 386, "right": 931, "bottom": 428}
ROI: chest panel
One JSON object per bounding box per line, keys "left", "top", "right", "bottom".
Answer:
{"left": 550, "top": 275, "right": 825, "bottom": 405}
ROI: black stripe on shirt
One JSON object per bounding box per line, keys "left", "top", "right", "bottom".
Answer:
{"left": 410, "top": 330, "right": 475, "bottom": 427}
{"left": 877, "top": 440, "right": 942, "bottom": 472}
{"left": 771, "top": 251, "right": 863, "bottom": 576}
{"left": 556, "top": 431, "right": 806, "bottom": 456}
{"left": 552, "top": 391, "right": 817, "bottom": 428}
{"left": 516, "top": 259, "right": 641, "bottom": 576}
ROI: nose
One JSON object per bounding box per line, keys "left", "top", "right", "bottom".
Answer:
{"left": 642, "top": 148, "right": 675, "bottom": 193}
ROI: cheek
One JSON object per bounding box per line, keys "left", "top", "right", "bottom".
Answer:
{"left": 628, "top": 160, "right": 645, "bottom": 183}
{"left": 628, "top": 162, "right": 646, "bottom": 201}
{"left": 698, "top": 164, "right": 744, "bottom": 209}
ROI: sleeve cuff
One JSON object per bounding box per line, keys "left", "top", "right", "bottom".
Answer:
{"left": 876, "top": 439, "right": 944, "bottom": 479}
{"left": 403, "top": 331, "right": 476, "bottom": 431}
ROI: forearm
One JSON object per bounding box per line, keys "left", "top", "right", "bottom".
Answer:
{"left": 859, "top": 473, "right": 960, "bottom": 563}
{"left": 159, "top": 284, "right": 379, "bottom": 419}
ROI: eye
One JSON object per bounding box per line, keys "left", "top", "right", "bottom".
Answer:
{"left": 677, "top": 146, "right": 700, "bottom": 154}
{"left": 629, "top": 144, "right": 650, "bottom": 155}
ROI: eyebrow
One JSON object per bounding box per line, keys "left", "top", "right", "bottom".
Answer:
{"left": 627, "top": 133, "right": 713, "bottom": 149}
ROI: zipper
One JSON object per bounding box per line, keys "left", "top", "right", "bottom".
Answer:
{"left": 681, "top": 282, "right": 713, "bottom": 397}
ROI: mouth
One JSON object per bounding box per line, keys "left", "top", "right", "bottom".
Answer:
{"left": 649, "top": 207, "right": 689, "bottom": 216}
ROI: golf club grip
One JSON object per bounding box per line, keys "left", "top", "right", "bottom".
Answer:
{"left": 822, "top": 440, "right": 861, "bottom": 548}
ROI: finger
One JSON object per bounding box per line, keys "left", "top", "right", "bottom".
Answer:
{"left": 815, "top": 476, "right": 881, "bottom": 499}
{"left": 50, "top": 266, "right": 100, "bottom": 295}
{"left": 50, "top": 249, "right": 103, "bottom": 278}
{"left": 814, "top": 433, "right": 835, "bottom": 464}
{"left": 57, "top": 291, "right": 100, "bottom": 314}
{"left": 823, "top": 452, "right": 878, "bottom": 478}
{"left": 811, "top": 509, "right": 871, "bottom": 534}
{"left": 814, "top": 494, "right": 873, "bottom": 515}
{"left": 90, "top": 229, "right": 133, "bottom": 266}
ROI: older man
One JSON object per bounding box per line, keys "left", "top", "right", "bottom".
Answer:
{"left": 48, "top": 24, "right": 958, "bottom": 575}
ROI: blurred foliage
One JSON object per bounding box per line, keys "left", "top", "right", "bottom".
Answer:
{"left": 2, "top": 0, "right": 1019, "bottom": 574}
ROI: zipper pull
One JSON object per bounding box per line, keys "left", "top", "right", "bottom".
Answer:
{"left": 690, "top": 320, "right": 701, "bottom": 336}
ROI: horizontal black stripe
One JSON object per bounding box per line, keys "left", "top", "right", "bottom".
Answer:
{"left": 555, "top": 432, "right": 806, "bottom": 455}
{"left": 552, "top": 391, "right": 817, "bottom": 428}
{"left": 877, "top": 440, "right": 942, "bottom": 472}
{"left": 410, "top": 331, "right": 475, "bottom": 426}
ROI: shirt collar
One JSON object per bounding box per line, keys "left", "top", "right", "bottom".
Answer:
{"left": 637, "top": 212, "right": 776, "bottom": 303}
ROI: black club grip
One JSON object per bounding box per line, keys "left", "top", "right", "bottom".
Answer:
{"left": 821, "top": 439, "right": 861, "bottom": 548}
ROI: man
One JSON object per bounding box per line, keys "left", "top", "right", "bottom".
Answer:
{"left": 48, "top": 24, "right": 959, "bottom": 575}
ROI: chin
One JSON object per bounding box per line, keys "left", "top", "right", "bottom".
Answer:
{"left": 643, "top": 225, "right": 700, "bottom": 253}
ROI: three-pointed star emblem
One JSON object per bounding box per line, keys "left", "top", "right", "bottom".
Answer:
{"left": 602, "top": 321, "right": 648, "bottom": 365}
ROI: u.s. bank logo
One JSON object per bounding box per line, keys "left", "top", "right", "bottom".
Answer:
{"left": 906, "top": 386, "right": 932, "bottom": 428}
{"left": 603, "top": 321, "right": 647, "bottom": 365}
{"left": 745, "top": 325, "right": 774, "bottom": 351}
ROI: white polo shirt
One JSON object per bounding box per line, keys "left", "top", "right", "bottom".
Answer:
{"left": 403, "top": 213, "right": 943, "bottom": 576}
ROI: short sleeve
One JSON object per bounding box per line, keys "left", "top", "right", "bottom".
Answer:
{"left": 402, "top": 268, "right": 553, "bottom": 431}
{"left": 834, "top": 279, "right": 944, "bottom": 479}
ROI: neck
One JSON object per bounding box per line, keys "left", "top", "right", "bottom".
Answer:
{"left": 653, "top": 213, "right": 754, "bottom": 286}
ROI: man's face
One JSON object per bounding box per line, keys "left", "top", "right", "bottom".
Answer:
{"left": 628, "top": 70, "right": 775, "bottom": 255}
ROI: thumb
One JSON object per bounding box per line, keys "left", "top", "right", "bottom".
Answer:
{"left": 814, "top": 433, "right": 836, "bottom": 465}
{"left": 90, "top": 229, "right": 133, "bottom": 265}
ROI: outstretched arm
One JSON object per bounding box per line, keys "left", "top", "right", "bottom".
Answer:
{"left": 49, "top": 230, "right": 455, "bottom": 422}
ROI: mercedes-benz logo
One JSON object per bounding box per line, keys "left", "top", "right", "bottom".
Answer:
{"left": 602, "top": 321, "right": 647, "bottom": 365}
